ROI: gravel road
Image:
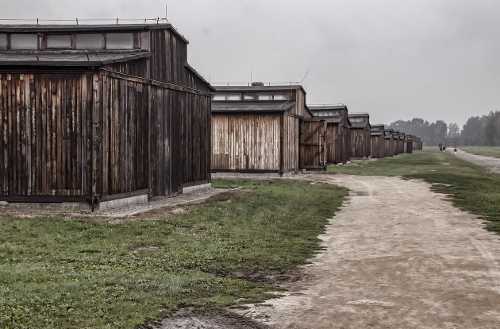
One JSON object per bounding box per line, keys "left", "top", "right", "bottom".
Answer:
{"left": 236, "top": 174, "right": 500, "bottom": 328}
{"left": 448, "top": 148, "right": 500, "bottom": 174}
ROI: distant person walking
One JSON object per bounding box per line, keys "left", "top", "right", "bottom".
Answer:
{"left": 454, "top": 148, "right": 457, "bottom": 155}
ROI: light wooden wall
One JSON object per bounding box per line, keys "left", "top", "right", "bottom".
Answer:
{"left": 212, "top": 114, "right": 281, "bottom": 172}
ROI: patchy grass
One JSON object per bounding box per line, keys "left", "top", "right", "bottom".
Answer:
{"left": 461, "top": 146, "right": 500, "bottom": 158}
{"left": 328, "top": 149, "right": 500, "bottom": 234}
{"left": 0, "top": 180, "right": 347, "bottom": 329}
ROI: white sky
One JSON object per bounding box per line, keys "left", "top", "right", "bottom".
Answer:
{"left": 2, "top": 0, "right": 499, "bottom": 126}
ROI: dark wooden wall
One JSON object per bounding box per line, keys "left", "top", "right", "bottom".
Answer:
{"left": 350, "top": 127, "right": 371, "bottom": 159}
{"left": 325, "top": 123, "right": 351, "bottom": 164}
{"left": 300, "top": 119, "right": 327, "bottom": 170}
{"left": 384, "top": 138, "right": 394, "bottom": 157}
{"left": 371, "top": 135, "right": 385, "bottom": 159}
{"left": 99, "top": 74, "right": 149, "bottom": 197}
{"left": 1, "top": 69, "right": 211, "bottom": 201}
{"left": 100, "top": 72, "right": 211, "bottom": 198}
{"left": 0, "top": 73, "right": 92, "bottom": 199}
{"left": 282, "top": 114, "right": 300, "bottom": 172}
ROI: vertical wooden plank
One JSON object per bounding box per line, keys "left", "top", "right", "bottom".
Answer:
{"left": 70, "top": 76, "right": 77, "bottom": 193}
{"left": 47, "top": 76, "right": 55, "bottom": 195}
{"left": 16, "top": 77, "right": 23, "bottom": 195}
{"left": 81, "top": 75, "right": 88, "bottom": 195}
{"left": 14, "top": 78, "right": 21, "bottom": 194}
{"left": 157, "top": 88, "right": 165, "bottom": 195}
{"left": 6, "top": 75, "right": 12, "bottom": 194}
{"left": 0, "top": 76, "right": 4, "bottom": 194}
{"left": 119, "top": 79, "right": 126, "bottom": 193}
{"left": 75, "top": 75, "right": 82, "bottom": 192}
{"left": 24, "top": 75, "right": 32, "bottom": 195}
{"left": 39, "top": 77, "right": 48, "bottom": 194}
{"left": 92, "top": 72, "right": 102, "bottom": 199}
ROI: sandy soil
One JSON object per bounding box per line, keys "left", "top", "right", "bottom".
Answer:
{"left": 453, "top": 148, "right": 500, "bottom": 174}
{"left": 232, "top": 174, "right": 500, "bottom": 328}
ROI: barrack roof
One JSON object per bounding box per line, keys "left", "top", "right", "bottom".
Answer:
{"left": 350, "top": 121, "right": 370, "bottom": 129}
{"left": 0, "top": 23, "right": 189, "bottom": 43}
{"left": 309, "top": 105, "right": 348, "bottom": 111}
{"left": 348, "top": 112, "right": 370, "bottom": 118}
{"left": 214, "top": 85, "right": 304, "bottom": 93}
{"left": 0, "top": 51, "right": 150, "bottom": 66}
{"left": 212, "top": 101, "right": 296, "bottom": 113}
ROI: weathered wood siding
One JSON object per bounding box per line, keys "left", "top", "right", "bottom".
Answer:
{"left": 325, "top": 123, "right": 351, "bottom": 164}
{"left": 99, "top": 74, "right": 149, "bottom": 197}
{"left": 371, "top": 135, "right": 385, "bottom": 159}
{"left": 350, "top": 128, "right": 371, "bottom": 159}
{"left": 149, "top": 84, "right": 211, "bottom": 195}
{"left": 344, "top": 126, "right": 351, "bottom": 163}
{"left": 0, "top": 73, "right": 93, "bottom": 198}
{"left": 392, "top": 135, "right": 399, "bottom": 155}
{"left": 100, "top": 73, "right": 211, "bottom": 197}
{"left": 406, "top": 141, "right": 413, "bottom": 154}
{"left": 211, "top": 114, "right": 281, "bottom": 172}
{"left": 0, "top": 70, "right": 211, "bottom": 200}
{"left": 326, "top": 124, "right": 339, "bottom": 163}
{"left": 384, "top": 137, "right": 394, "bottom": 157}
{"left": 282, "top": 114, "right": 300, "bottom": 172}
{"left": 291, "top": 89, "right": 312, "bottom": 118}
{"left": 300, "top": 119, "right": 327, "bottom": 170}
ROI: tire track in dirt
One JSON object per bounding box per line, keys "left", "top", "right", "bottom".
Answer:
{"left": 234, "top": 174, "right": 500, "bottom": 328}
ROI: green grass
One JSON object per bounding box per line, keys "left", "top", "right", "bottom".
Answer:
{"left": 461, "top": 146, "right": 500, "bottom": 158}
{"left": 328, "top": 149, "right": 500, "bottom": 233}
{"left": 0, "top": 180, "right": 347, "bottom": 329}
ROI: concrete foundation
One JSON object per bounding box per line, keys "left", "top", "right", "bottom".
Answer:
{"left": 211, "top": 172, "right": 298, "bottom": 179}
{"left": 0, "top": 193, "right": 149, "bottom": 213}
{"left": 182, "top": 183, "right": 212, "bottom": 194}
{"left": 95, "top": 194, "right": 149, "bottom": 212}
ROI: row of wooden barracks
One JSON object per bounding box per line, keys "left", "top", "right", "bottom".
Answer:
{"left": 212, "top": 85, "right": 421, "bottom": 174}
{"left": 0, "top": 22, "right": 421, "bottom": 210}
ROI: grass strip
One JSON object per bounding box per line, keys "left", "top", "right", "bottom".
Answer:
{"left": 0, "top": 180, "right": 347, "bottom": 329}
{"left": 328, "top": 149, "right": 500, "bottom": 233}
{"left": 460, "top": 146, "right": 500, "bottom": 158}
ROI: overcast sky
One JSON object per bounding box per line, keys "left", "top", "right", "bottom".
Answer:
{"left": 2, "top": 0, "right": 499, "bottom": 127}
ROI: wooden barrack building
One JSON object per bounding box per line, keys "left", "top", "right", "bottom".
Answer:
{"left": 370, "top": 124, "right": 385, "bottom": 159}
{"left": 0, "top": 23, "right": 213, "bottom": 210}
{"left": 348, "top": 113, "right": 371, "bottom": 160}
{"left": 310, "top": 105, "right": 351, "bottom": 164}
{"left": 211, "top": 84, "right": 328, "bottom": 173}
{"left": 384, "top": 128, "right": 395, "bottom": 157}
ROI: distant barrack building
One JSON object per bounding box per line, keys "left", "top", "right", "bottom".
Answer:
{"left": 0, "top": 23, "right": 214, "bottom": 210}
{"left": 370, "top": 124, "right": 386, "bottom": 159}
{"left": 309, "top": 105, "right": 351, "bottom": 165}
{"left": 348, "top": 113, "right": 371, "bottom": 160}
{"left": 211, "top": 84, "right": 328, "bottom": 174}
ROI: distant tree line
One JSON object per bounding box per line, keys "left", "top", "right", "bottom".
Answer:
{"left": 387, "top": 111, "right": 500, "bottom": 146}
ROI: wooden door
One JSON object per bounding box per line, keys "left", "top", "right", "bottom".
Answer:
{"left": 300, "top": 119, "right": 327, "bottom": 170}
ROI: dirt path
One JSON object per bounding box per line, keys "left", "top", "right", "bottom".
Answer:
{"left": 453, "top": 148, "right": 500, "bottom": 174}
{"left": 235, "top": 174, "right": 500, "bottom": 328}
